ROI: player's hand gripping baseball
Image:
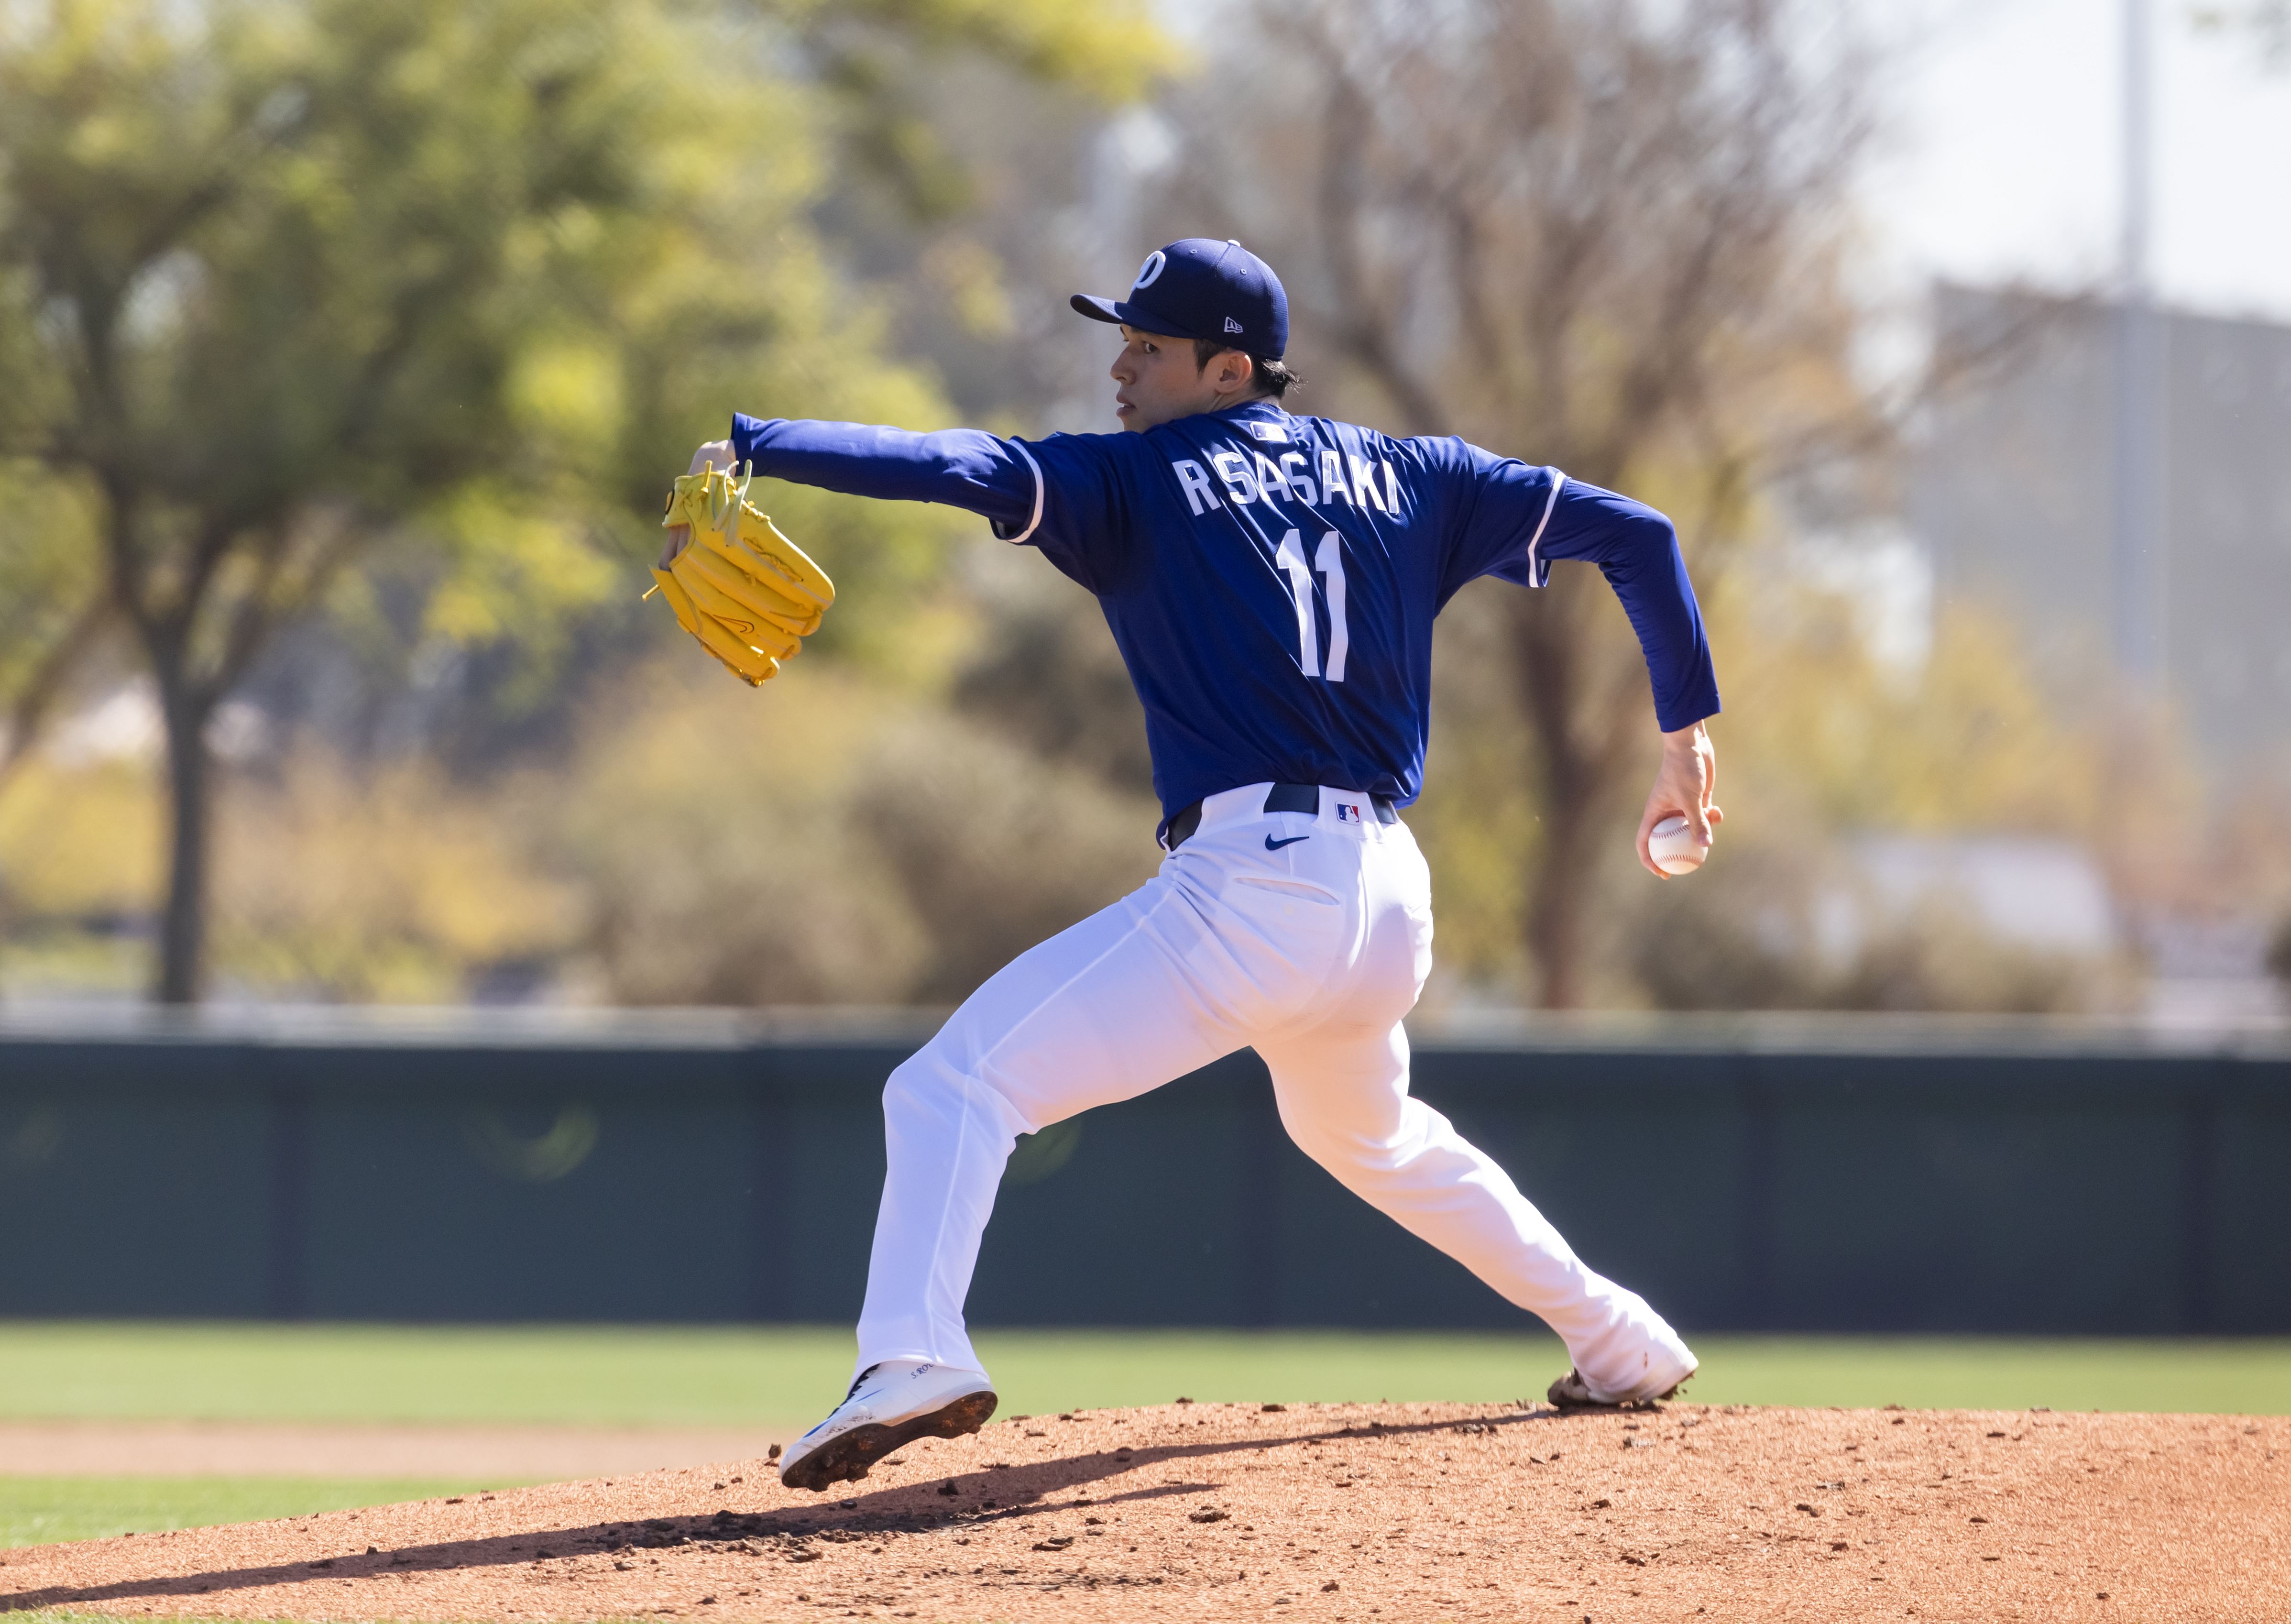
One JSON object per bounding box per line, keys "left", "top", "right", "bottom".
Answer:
{"left": 1636, "top": 721, "right": 1721, "bottom": 879}
{"left": 659, "top": 439, "right": 738, "bottom": 567}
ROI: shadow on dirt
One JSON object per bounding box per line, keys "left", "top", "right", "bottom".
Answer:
{"left": 0, "top": 1404, "right": 1624, "bottom": 1613}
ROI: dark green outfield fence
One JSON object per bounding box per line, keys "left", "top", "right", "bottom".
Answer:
{"left": 2, "top": 1010, "right": 2286, "bottom": 1334}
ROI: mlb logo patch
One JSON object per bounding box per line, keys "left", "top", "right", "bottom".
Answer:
{"left": 1336, "top": 802, "right": 1362, "bottom": 823}
{"left": 1243, "top": 421, "right": 1289, "bottom": 443}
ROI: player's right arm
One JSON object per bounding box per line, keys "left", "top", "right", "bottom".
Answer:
{"left": 1525, "top": 482, "right": 1724, "bottom": 877}
{"left": 1432, "top": 441, "right": 1722, "bottom": 878}
{"left": 661, "top": 417, "right": 1053, "bottom": 568}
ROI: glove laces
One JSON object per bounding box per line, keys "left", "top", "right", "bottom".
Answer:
{"left": 707, "top": 460, "right": 756, "bottom": 535}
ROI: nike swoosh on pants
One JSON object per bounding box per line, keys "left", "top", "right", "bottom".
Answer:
{"left": 1265, "top": 834, "right": 1310, "bottom": 851}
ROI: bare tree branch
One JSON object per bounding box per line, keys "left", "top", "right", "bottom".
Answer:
{"left": 0, "top": 588, "right": 110, "bottom": 793}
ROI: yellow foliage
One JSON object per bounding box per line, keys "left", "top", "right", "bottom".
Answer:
{"left": 421, "top": 483, "right": 619, "bottom": 649}
{"left": 212, "top": 757, "right": 581, "bottom": 1002}
{"left": 550, "top": 654, "right": 933, "bottom": 1005}
{"left": 579, "top": 647, "right": 887, "bottom": 809}
{"left": 0, "top": 758, "right": 162, "bottom": 917}
{"left": 920, "top": 236, "right": 1018, "bottom": 340}
{"left": 507, "top": 340, "right": 625, "bottom": 458}
{"left": 1715, "top": 574, "right": 2110, "bottom": 840}
{"left": 781, "top": 0, "right": 1184, "bottom": 102}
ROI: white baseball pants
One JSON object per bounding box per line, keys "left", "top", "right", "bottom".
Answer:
{"left": 854, "top": 783, "right": 1695, "bottom": 1401}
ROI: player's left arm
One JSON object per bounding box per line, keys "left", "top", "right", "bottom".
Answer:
{"left": 662, "top": 417, "right": 1047, "bottom": 567}
{"left": 1533, "top": 481, "right": 1722, "bottom": 879}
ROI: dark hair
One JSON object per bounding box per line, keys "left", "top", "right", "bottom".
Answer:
{"left": 1193, "top": 337, "right": 1302, "bottom": 400}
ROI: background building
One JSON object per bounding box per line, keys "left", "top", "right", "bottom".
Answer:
{"left": 1920, "top": 281, "right": 2291, "bottom": 766}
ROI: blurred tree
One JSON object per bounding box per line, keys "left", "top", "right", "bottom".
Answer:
{"left": 780, "top": 0, "right": 1173, "bottom": 223}
{"left": 0, "top": 468, "right": 103, "bottom": 786}
{"left": 948, "top": 556, "right": 1156, "bottom": 795}
{"left": 1160, "top": 0, "right": 1880, "bottom": 1005}
{"left": 0, "top": 0, "right": 741, "bottom": 1000}
{"left": 205, "top": 0, "right": 1173, "bottom": 785}
{"left": 850, "top": 710, "right": 1160, "bottom": 1000}
{"left": 781, "top": 0, "right": 1181, "bottom": 442}
{"left": 0, "top": 0, "right": 1155, "bottom": 1005}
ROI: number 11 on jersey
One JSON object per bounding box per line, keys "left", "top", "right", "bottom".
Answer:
{"left": 1275, "top": 528, "right": 1349, "bottom": 682}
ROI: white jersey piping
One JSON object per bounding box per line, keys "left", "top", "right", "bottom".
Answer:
{"left": 1524, "top": 469, "right": 1566, "bottom": 587}
{"left": 1003, "top": 440, "right": 1046, "bottom": 545}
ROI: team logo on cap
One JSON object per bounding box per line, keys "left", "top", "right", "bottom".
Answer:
{"left": 1133, "top": 250, "right": 1167, "bottom": 290}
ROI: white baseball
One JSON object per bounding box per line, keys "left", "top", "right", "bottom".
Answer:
{"left": 1648, "top": 813, "right": 1705, "bottom": 876}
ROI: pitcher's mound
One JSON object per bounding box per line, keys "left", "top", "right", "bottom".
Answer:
{"left": 5, "top": 1401, "right": 2282, "bottom": 1622}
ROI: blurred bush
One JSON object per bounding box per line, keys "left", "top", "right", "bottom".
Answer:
{"left": 0, "top": 758, "right": 161, "bottom": 923}
{"left": 212, "top": 757, "right": 581, "bottom": 1003}
{"left": 0, "top": 750, "right": 163, "bottom": 996}
{"left": 546, "top": 651, "right": 1158, "bottom": 1008}
{"left": 1624, "top": 818, "right": 2125, "bottom": 1016}
{"left": 850, "top": 712, "right": 1160, "bottom": 1004}
{"left": 547, "top": 658, "right": 929, "bottom": 1006}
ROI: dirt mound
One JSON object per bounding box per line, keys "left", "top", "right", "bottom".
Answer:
{"left": 4, "top": 1401, "right": 2282, "bottom": 1622}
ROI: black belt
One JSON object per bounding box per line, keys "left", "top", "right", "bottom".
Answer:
{"left": 1160, "top": 782, "right": 1398, "bottom": 852}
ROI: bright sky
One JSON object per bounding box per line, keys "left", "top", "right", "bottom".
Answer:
{"left": 1867, "top": 0, "right": 2291, "bottom": 320}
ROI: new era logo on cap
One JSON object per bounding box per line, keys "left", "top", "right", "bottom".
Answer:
{"left": 1070, "top": 238, "right": 1290, "bottom": 359}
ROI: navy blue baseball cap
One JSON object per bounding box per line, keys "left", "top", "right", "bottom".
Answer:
{"left": 1072, "top": 238, "right": 1288, "bottom": 360}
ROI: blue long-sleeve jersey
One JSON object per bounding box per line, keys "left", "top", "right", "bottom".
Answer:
{"left": 731, "top": 399, "right": 1718, "bottom": 818}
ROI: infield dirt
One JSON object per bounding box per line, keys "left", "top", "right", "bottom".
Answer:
{"left": 3, "top": 1401, "right": 2281, "bottom": 1622}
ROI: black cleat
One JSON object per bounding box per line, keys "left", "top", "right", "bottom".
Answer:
{"left": 778, "top": 1360, "right": 999, "bottom": 1493}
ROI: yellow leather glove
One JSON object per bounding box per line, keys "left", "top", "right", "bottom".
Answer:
{"left": 650, "top": 463, "right": 834, "bottom": 686}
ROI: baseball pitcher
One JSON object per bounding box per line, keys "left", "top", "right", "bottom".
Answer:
{"left": 659, "top": 239, "right": 1722, "bottom": 1492}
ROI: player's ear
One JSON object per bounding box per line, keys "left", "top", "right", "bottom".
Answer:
{"left": 1217, "top": 350, "right": 1255, "bottom": 395}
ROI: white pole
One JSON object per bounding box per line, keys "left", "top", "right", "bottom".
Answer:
{"left": 2112, "top": 0, "right": 2162, "bottom": 685}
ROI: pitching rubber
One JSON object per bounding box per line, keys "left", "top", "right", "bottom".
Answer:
{"left": 778, "top": 1388, "right": 1000, "bottom": 1493}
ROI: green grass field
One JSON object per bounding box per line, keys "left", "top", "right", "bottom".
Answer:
{"left": 3, "top": 1321, "right": 2286, "bottom": 1551}
{"left": 0, "top": 1477, "right": 490, "bottom": 1552}
{"left": 4, "top": 1321, "right": 2287, "bottom": 1424}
